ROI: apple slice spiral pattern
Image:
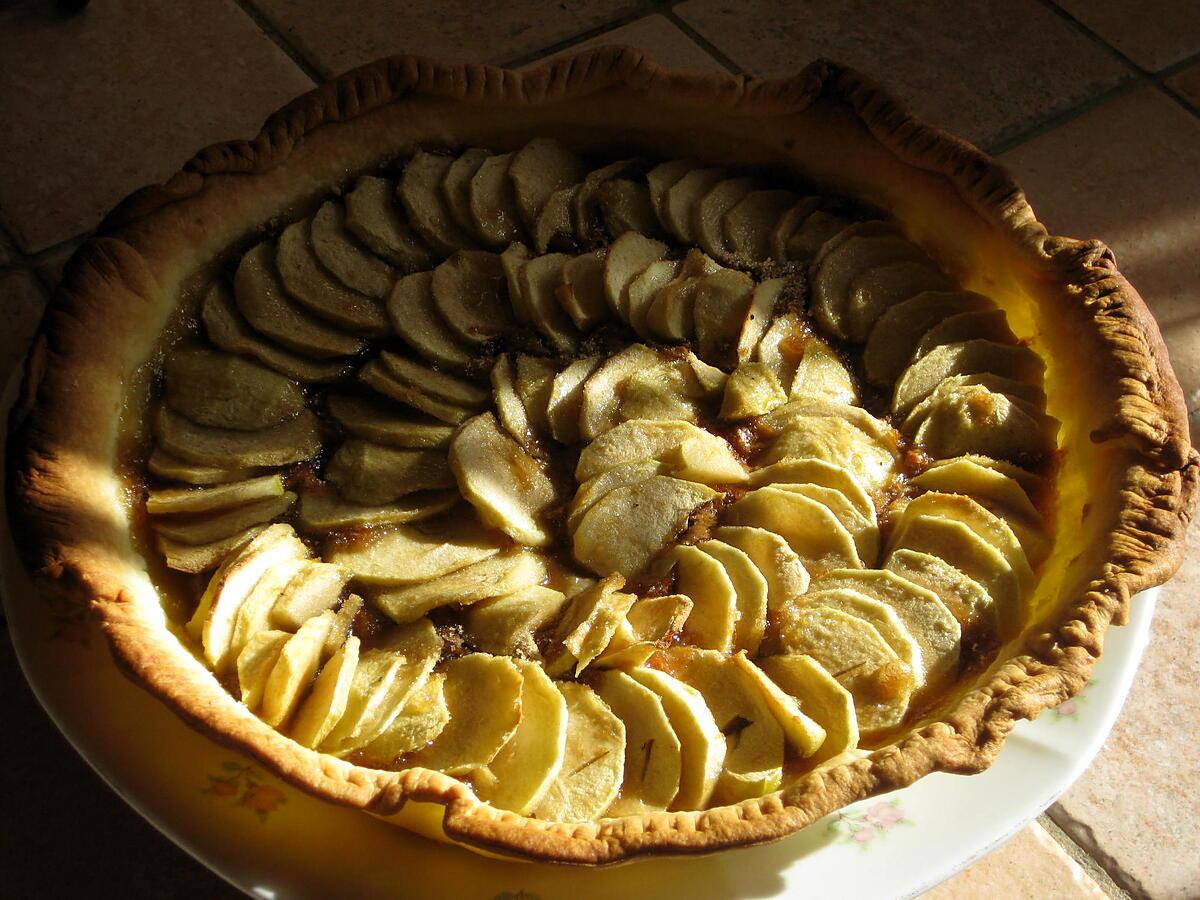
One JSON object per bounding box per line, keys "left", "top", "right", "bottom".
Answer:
{"left": 139, "top": 138, "right": 1060, "bottom": 821}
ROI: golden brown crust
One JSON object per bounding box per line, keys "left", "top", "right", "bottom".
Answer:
{"left": 9, "top": 48, "right": 1198, "bottom": 864}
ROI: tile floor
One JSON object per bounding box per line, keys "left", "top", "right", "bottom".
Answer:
{"left": 1, "top": 2, "right": 1197, "bottom": 897}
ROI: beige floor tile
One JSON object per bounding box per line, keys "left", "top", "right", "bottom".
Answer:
{"left": 922, "top": 823, "right": 1108, "bottom": 899}
{"left": 674, "top": 0, "right": 1131, "bottom": 148}
{"left": 0, "top": 270, "right": 47, "bottom": 383}
{"left": 1048, "top": 514, "right": 1200, "bottom": 898}
{"left": 251, "top": 0, "right": 639, "bottom": 77}
{"left": 526, "top": 14, "right": 726, "bottom": 72}
{"left": 1002, "top": 87, "right": 1200, "bottom": 329}
{"left": 1161, "top": 315, "right": 1200, "bottom": 440}
{"left": 1054, "top": 0, "right": 1200, "bottom": 72}
{"left": 1166, "top": 61, "right": 1200, "bottom": 107}
{"left": 0, "top": 1, "right": 313, "bottom": 254}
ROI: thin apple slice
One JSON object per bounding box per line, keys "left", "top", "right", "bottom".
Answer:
{"left": 500, "top": 242, "right": 533, "bottom": 322}
{"left": 912, "top": 308, "right": 1016, "bottom": 362}
{"left": 667, "top": 647, "right": 785, "bottom": 804}
{"left": 788, "top": 335, "right": 857, "bottom": 405}
{"left": 777, "top": 604, "right": 913, "bottom": 735}
{"left": 629, "top": 666, "right": 725, "bottom": 811}
{"left": 387, "top": 271, "right": 473, "bottom": 371}
{"left": 557, "top": 250, "right": 609, "bottom": 331}
{"left": 735, "top": 278, "right": 785, "bottom": 362}
{"left": 269, "top": 560, "right": 351, "bottom": 630}
{"left": 788, "top": 209, "right": 851, "bottom": 261}
{"left": 645, "top": 270, "right": 704, "bottom": 342}
{"left": 692, "top": 269, "right": 756, "bottom": 366}
{"left": 576, "top": 418, "right": 743, "bottom": 483}
{"left": 759, "top": 654, "right": 859, "bottom": 764}
{"left": 695, "top": 176, "right": 758, "bottom": 259}
{"left": 163, "top": 346, "right": 306, "bottom": 431}
{"left": 309, "top": 200, "right": 398, "bottom": 300}
{"left": 201, "top": 282, "right": 353, "bottom": 383}
{"left": 475, "top": 659, "right": 568, "bottom": 814}
{"left": 573, "top": 476, "right": 719, "bottom": 577}
{"left": 602, "top": 231, "right": 668, "bottom": 318}
{"left": 409, "top": 653, "right": 524, "bottom": 776}
{"left": 596, "top": 178, "right": 663, "bottom": 240}
{"left": 377, "top": 351, "right": 489, "bottom": 406}
{"left": 595, "top": 594, "right": 693, "bottom": 669}
{"left": 863, "top": 290, "right": 994, "bottom": 385}
{"left": 430, "top": 250, "right": 511, "bottom": 346}
{"left": 544, "top": 575, "right": 636, "bottom": 676}
{"left": 290, "top": 634, "right": 360, "bottom": 748}
{"left": 509, "top": 138, "right": 586, "bottom": 230}
{"left": 801, "top": 588, "right": 922, "bottom": 682}
{"left": 767, "top": 482, "right": 879, "bottom": 565}
{"left": 754, "top": 309, "right": 806, "bottom": 390}
{"left": 726, "top": 487, "right": 862, "bottom": 576}
{"left": 577, "top": 344, "right": 663, "bottom": 440}
{"left": 646, "top": 158, "right": 700, "bottom": 226}
{"left": 532, "top": 184, "right": 578, "bottom": 252}
{"left": 625, "top": 258, "right": 680, "bottom": 339}
{"left": 844, "top": 260, "right": 954, "bottom": 342}
{"left": 229, "top": 557, "right": 310, "bottom": 661}
{"left": 668, "top": 544, "right": 738, "bottom": 652}
{"left": 449, "top": 412, "right": 560, "bottom": 546}
{"left": 236, "top": 630, "right": 291, "bottom": 709}
{"left": 260, "top": 610, "right": 337, "bottom": 727}
{"left": 325, "top": 513, "right": 504, "bottom": 586}
{"left": 150, "top": 492, "right": 295, "bottom": 545}
{"left": 520, "top": 252, "right": 579, "bottom": 352}
{"left": 720, "top": 362, "right": 787, "bottom": 421}
{"left": 323, "top": 595, "right": 363, "bottom": 658}
{"left": 546, "top": 356, "right": 601, "bottom": 444}
{"left": 187, "top": 524, "right": 309, "bottom": 668}
{"left": 325, "top": 393, "right": 453, "bottom": 448}
{"left": 733, "top": 654, "right": 827, "bottom": 758}
{"left": 491, "top": 354, "right": 536, "bottom": 450}
{"left": 441, "top": 147, "right": 491, "bottom": 238}
{"left": 698, "top": 539, "right": 768, "bottom": 655}
{"left": 725, "top": 189, "right": 797, "bottom": 260}
{"left": 372, "top": 550, "right": 548, "bottom": 624}
{"left": 816, "top": 569, "right": 961, "bottom": 690}
{"left": 885, "top": 547, "right": 995, "bottom": 628}
{"left": 146, "top": 473, "right": 285, "bottom": 515}
{"left": 465, "top": 585, "right": 568, "bottom": 657}
{"left": 713, "top": 525, "right": 810, "bottom": 612}
{"left": 906, "top": 383, "right": 1058, "bottom": 463}
{"left": 276, "top": 217, "right": 392, "bottom": 335}
{"left": 147, "top": 448, "right": 266, "bottom": 486}
{"left": 359, "top": 360, "right": 475, "bottom": 425}
{"left": 513, "top": 355, "right": 557, "bottom": 436}
{"left": 750, "top": 457, "right": 874, "bottom": 519}
{"left": 893, "top": 339, "right": 1045, "bottom": 416}
{"left": 595, "top": 670, "right": 682, "bottom": 815}
{"left": 297, "top": 487, "right": 456, "bottom": 532}
{"left": 326, "top": 439, "right": 453, "bottom": 504}
{"left": 663, "top": 167, "right": 725, "bottom": 242}
{"left": 468, "top": 152, "right": 525, "bottom": 249}
{"left": 234, "top": 243, "right": 365, "bottom": 358}
{"left": 571, "top": 159, "right": 643, "bottom": 244}
{"left": 618, "top": 353, "right": 712, "bottom": 426}
{"left": 344, "top": 175, "right": 434, "bottom": 271}
{"left": 758, "top": 416, "right": 899, "bottom": 492}
{"left": 158, "top": 526, "right": 267, "bottom": 574}
{"left": 568, "top": 459, "right": 667, "bottom": 534}
{"left": 354, "top": 673, "right": 450, "bottom": 766}
{"left": 768, "top": 196, "right": 823, "bottom": 260}
{"left": 533, "top": 682, "right": 625, "bottom": 822}
{"left": 397, "top": 150, "right": 475, "bottom": 254}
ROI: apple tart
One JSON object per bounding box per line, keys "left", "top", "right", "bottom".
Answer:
{"left": 10, "top": 50, "right": 1196, "bottom": 864}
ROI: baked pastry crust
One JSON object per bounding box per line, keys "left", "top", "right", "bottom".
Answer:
{"left": 8, "top": 48, "right": 1197, "bottom": 864}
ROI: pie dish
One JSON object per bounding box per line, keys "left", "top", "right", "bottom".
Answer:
{"left": 8, "top": 48, "right": 1197, "bottom": 865}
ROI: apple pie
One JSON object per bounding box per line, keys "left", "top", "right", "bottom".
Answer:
{"left": 9, "top": 50, "right": 1197, "bottom": 864}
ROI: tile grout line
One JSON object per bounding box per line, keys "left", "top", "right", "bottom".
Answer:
{"left": 498, "top": 3, "right": 672, "bottom": 69}
{"left": 985, "top": 80, "right": 1139, "bottom": 156}
{"left": 1037, "top": 813, "right": 1134, "bottom": 899}
{"left": 230, "top": 0, "right": 326, "bottom": 84}
{"left": 659, "top": 6, "right": 743, "bottom": 74}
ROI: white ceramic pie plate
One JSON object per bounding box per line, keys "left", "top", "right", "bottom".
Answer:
{"left": 1, "top": 383, "right": 1156, "bottom": 900}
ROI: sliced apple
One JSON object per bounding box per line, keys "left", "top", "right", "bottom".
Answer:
{"left": 344, "top": 174, "right": 435, "bottom": 271}
{"left": 776, "top": 604, "right": 913, "bottom": 735}
{"left": 694, "top": 176, "right": 758, "bottom": 259}
{"left": 325, "top": 393, "right": 454, "bottom": 449}
{"left": 758, "top": 416, "right": 898, "bottom": 492}
{"left": 768, "top": 482, "right": 879, "bottom": 566}
{"left": 236, "top": 630, "right": 291, "bottom": 709}
{"left": 576, "top": 418, "right": 745, "bottom": 484}
{"left": 465, "top": 585, "right": 568, "bottom": 657}
{"left": 150, "top": 492, "right": 295, "bottom": 545}
{"left": 476, "top": 659, "right": 568, "bottom": 814}
{"left": 906, "top": 383, "right": 1058, "bottom": 463}
{"left": 409, "top": 653, "right": 524, "bottom": 776}
{"left": 520, "top": 252, "right": 579, "bottom": 351}
{"left": 509, "top": 138, "right": 586, "bottom": 230}
{"left": 892, "top": 340, "right": 1045, "bottom": 416}
{"left": 628, "top": 666, "right": 725, "bottom": 811}
{"left": 163, "top": 345, "right": 306, "bottom": 432}
{"left": 617, "top": 359, "right": 704, "bottom": 426}
{"left": 427, "top": 250, "right": 510, "bottom": 346}
{"left": 544, "top": 575, "right": 636, "bottom": 676}
{"left": 372, "top": 550, "right": 548, "bottom": 624}
{"left": 863, "top": 289, "right": 994, "bottom": 386}
{"left": 491, "top": 354, "right": 535, "bottom": 450}
{"left": 720, "top": 361, "right": 788, "bottom": 421}
{"left": 557, "top": 250, "right": 609, "bottom": 331}
{"left": 912, "top": 308, "right": 1017, "bottom": 362}
{"left": 750, "top": 457, "right": 874, "bottom": 520}
{"left": 260, "top": 609, "right": 337, "bottom": 727}
{"left": 596, "top": 178, "right": 663, "bottom": 241}
{"left": 202, "top": 282, "right": 354, "bottom": 383}
{"left": 732, "top": 654, "right": 826, "bottom": 758}
{"left": 147, "top": 448, "right": 266, "bottom": 486}
{"left": 468, "top": 151, "right": 525, "bottom": 249}
{"left": 309, "top": 200, "right": 399, "bottom": 300}
{"left": 158, "top": 525, "right": 268, "bottom": 574}
{"left": 277, "top": 217, "right": 392, "bottom": 335}
{"left": 268, "top": 560, "right": 351, "bottom": 630}
{"left": 754, "top": 309, "right": 806, "bottom": 390}
{"left": 768, "top": 196, "right": 824, "bottom": 261}
{"left": 325, "top": 439, "right": 452, "bottom": 505}
{"left": 726, "top": 487, "right": 862, "bottom": 576}
{"left": 884, "top": 547, "right": 994, "bottom": 629}
{"left": 359, "top": 360, "right": 476, "bottom": 425}
{"left": 354, "top": 673, "right": 450, "bottom": 766}
{"left": 713, "top": 525, "right": 811, "bottom": 612}
{"left": 577, "top": 343, "right": 663, "bottom": 440}
{"left": 843, "top": 260, "right": 954, "bottom": 342}
{"left": 787, "top": 209, "right": 851, "bottom": 261}
{"left": 325, "top": 514, "right": 504, "bottom": 586}
{"left": 572, "top": 476, "right": 719, "bottom": 577}
{"left": 788, "top": 335, "right": 858, "bottom": 405}
{"left": 290, "top": 634, "right": 360, "bottom": 748}
{"left": 546, "top": 356, "right": 602, "bottom": 444}
{"left": 698, "top": 539, "right": 768, "bottom": 654}
{"left": 513, "top": 355, "right": 558, "bottom": 437}
{"left": 595, "top": 594, "right": 693, "bottom": 669}
{"left": 386, "top": 271, "right": 473, "bottom": 371}
{"left": 449, "top": 412, "right": 560, "bottom": 546}
{"left": 533, "top": 682, "right": 626, "bottom": 822}
{"left": 800, "top": 588, "right": 922, "bottom": 682}
{"left": 532, "top": 184, "right": 577, "bottom": 252}
{"left": 324, "top": 594, "right": 363, "bottom": 658}
{"left": 233, "top": 243, "right": 365, "bottom": 358}
{"left": 568, "top": 459, "right": 667, "bottom": 534}
{"left": 659, "top": 545, "right": 735, "bottom": 651}
{"left": 441, "top": 147, "right": 492, "bottom": 239}
{"left": 667, "top": 647, "right": 785, "bottom": 804}
{"left": 602, "top": 231, "right": 669, "bottom": 319}
{"left": 625, "top": 257, "right": 681, "bottom": 338}
{"left": 146, "top": 473, "right": 285, "bottom": 515}
{"left": 397, "top": 150, "right": 475, "bottom": 254}
{"left": 228, "top": 556, "right": 310, "bottom": 661}
{"left": 692, "top": 268, "right": 756, "bottom": 366}
{"left": 595, "top": 670, "right": 682, "bottom": 815}
{"left": 646, "top": 158, "right": 700, "bottom": 227}
{"left": 725, "top": 189, "right": 797, "bottom": 260}
{"left": 663, "top": 167, "right": 725, "bottom": 242}
{"left": 736, "top": 278, "right": 786, "bottom": 363}
{"left": 759, "top": 654, "right": 858, "bottom": 764}
{"left": 571, "top": 159, "right": 643, "bottom": 244}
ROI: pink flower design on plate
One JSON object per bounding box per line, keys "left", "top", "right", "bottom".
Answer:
{"left": 203, "top": 761, "right": 288, "bottom": 822}
{"left": 1051, "top": 677, "right": 1096, "bottom": 721}
{"left": 828, "top": 799, "right": 912, "bottom": 849}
